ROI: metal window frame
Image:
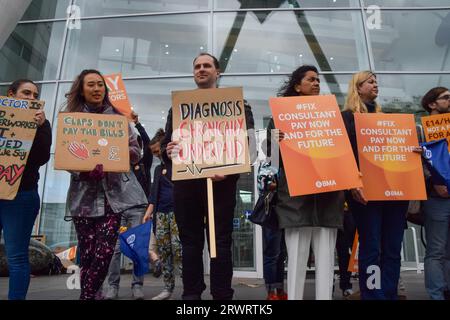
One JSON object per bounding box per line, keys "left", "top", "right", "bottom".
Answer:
{"left": 7, "top": 0, "right": 449, "bottom": 274}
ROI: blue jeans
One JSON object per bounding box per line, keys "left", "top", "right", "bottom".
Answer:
{"left": 423, "top": 197, "right": 450, "bottom": 300}
{"left": 349, "top": 199, "right": 407, "bottom": 300}
{"left": 0, "top": 190, "right": 40, "bottom": 300}
{"left": 262, "top": 227, "right": 286, "bottom": 291}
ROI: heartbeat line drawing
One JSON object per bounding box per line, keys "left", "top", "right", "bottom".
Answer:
{"left": 178, "top": 163, "right": 243, "bottom": 175}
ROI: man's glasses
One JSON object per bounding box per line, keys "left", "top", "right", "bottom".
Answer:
{"left": 436, "top": 94, "right": 450, "bottom": 101}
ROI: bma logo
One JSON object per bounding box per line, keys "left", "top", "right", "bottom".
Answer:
{"left": 315, "top": 180, "right": 337, "bottom": 188}
{"left": 423, "top": 147, "right": 432, "bottom": 160}
{"left": 384, "top": 190, "right": 404, "bottom": 197}
{"left": 127, "top": 234, "right": 136, "bottom": 248}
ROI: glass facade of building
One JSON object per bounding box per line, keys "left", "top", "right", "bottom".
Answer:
{"left": 1, "top": 0, "right": 449, "bottom": 273}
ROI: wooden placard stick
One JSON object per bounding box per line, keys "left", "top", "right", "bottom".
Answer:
{"left": 207, "top": 178, "right": 217, "bottom": 258}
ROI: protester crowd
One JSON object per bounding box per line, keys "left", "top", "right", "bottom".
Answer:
{"left": 0, "top": 53, "right": 449, "bottom": 301}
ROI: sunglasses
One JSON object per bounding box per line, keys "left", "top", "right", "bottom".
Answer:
{"left": 436, "top": 94, "right": 450, "bottom": 101}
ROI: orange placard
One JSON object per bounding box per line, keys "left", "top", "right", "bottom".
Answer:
{"left": 104, "top": 73, "right": 133, "bottom": 119}
{"left": 348, "top": 231, "right": 359, "bottom": 273}
{"left": 355, "top": 113, "right": 426, "bottom": 201}
{"left": 421, "top": 113, "right": 450, "bottom": 151}
{"left": 56, "top": 246, "right": 77, "bottom": 261}
{"left": 269, "top": 95, "right": 361, "bottom": 196}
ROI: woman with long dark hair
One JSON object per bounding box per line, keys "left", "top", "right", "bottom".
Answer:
{"left": 268, "top": 65, "right": 344, "bottom": 300}
{"left": 0, "top": 79, "right": 51, "bottom": 299}
{"left": 61, "top": 69, "right": 148, "bottom": 300}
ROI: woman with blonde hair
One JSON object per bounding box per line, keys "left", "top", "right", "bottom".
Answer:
{"left": 341, "top": 71, "right": 408, "bottom": 300}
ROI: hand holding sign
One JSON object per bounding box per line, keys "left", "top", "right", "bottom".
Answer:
{"left": 211, "top": 174, "right": 226, "bottom": 182}
{"left": 434, "top": 185, "right": 449, "bottom": 198}
{"left": 34, "top": 109, "right": 46, "bottom": 126}
{"left": 89, "top": 164, "right": 104, "bottom": 181}
{"left": 166, "top": 141, "right": 180, "bottom": 159}
{"left": 104, "top": 73, "right": 133, "bottom": 119}
{"left": 273, "top": 129, "right": 285, "bottom": 142}
{"left": 351, "top": 187, "right": 367, "bottom": 205}
{"left": 130, "top": 111, "right": 139, "bottom": 124}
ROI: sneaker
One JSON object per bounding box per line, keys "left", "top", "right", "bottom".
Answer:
{"left": 152, "top": 289, "right": 172, "bottom": 300}
{"left": 105, "top": 286, "right": 118, "bottom": 300}
{"left": 397, "top": 292, "right": 407, "bottom": 300}
{"left": 153, "top": 260, "right": 162, "bottom": 278}
{"left": 342, "top": 289, "right": 354, "bottom": 299}
{"left": 266, "top": 292, "right": 279, "bottom": 300}
{"left": 398, "top": 277, "right": 406, "bottom": 291}
{"left": 266, "top": 288, "right": 287, "bottom": 300}
{"left": 277, "top": 290, "right": 288, "bottom": 300}
{"left": 443, "top": 290, "right": 450, "bottom": 300}
{"left": 345, "top": 290, "right": 361, "bottom": 300}
{"left": 95, "top": 290, "right": 105, "bottom": 300}
{"left": 132, "top": 285, "right": 145, "bottom": 300}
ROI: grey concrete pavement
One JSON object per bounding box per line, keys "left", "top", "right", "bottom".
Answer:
{"left": 0, "top": 270, "right": 429, "bottom": 300}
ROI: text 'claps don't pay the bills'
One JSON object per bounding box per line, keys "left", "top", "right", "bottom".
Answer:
{"left": 54, "top": 112, "right": 130, "bottom": 172}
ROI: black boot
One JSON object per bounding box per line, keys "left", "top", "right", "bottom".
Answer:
{"left": 444, "top": 290, "right": 450, "bottom": 300}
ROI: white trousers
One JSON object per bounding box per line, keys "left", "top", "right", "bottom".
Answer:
{"left": 285, "top": 227, "right": 337, "bottom": 300}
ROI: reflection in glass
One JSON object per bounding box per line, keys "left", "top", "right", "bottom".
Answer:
{"left": 123, "top": 78, "right": 195, "bottom": 136}
{"left": 36, "top": 83, "right": 57, "bottom": 123}
{"left": 39, "top": 156, "right": 77, "bottom": 249}
{"left": 233, "top": 170, "right": 256, "bottom": 270}
{"left": 0, "top": 22, "right": 64, "bottom": 82}
{"left": 376, "top": 74, "right": 450, "bottom": 115}
{"left": 61, "top": 14, "right": 208, "bottom": 79}
{"left": 214, "top": 10, "right": 369, "bottom": 75}
{"left": 0, "top": 83, "right": 55, "bottom": 106}
{"left": 363, "top": 0, "right": 450, "bottom": 7}
{"left": 21, "top": 0, "right": 70, "bottom": 21}
{"left": 215, "top": 0, "right": 360, "bottom": 9}
{"left": 74, "top": 0, "right": 209, "bottom": 17}
{"left": 220, "top": 74, "right": 352, "bottom": 127}
{"left": 48, "top": 83, "right": 73, "bottom": 153}
{"left": 219, "top": 75, "right": 282, "bottom": 129}
{"left": 220, "top": 72, "right": 447, "bottom": 122}
{"left": 367, "top": 10, "right": 450, "bottom": 71}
